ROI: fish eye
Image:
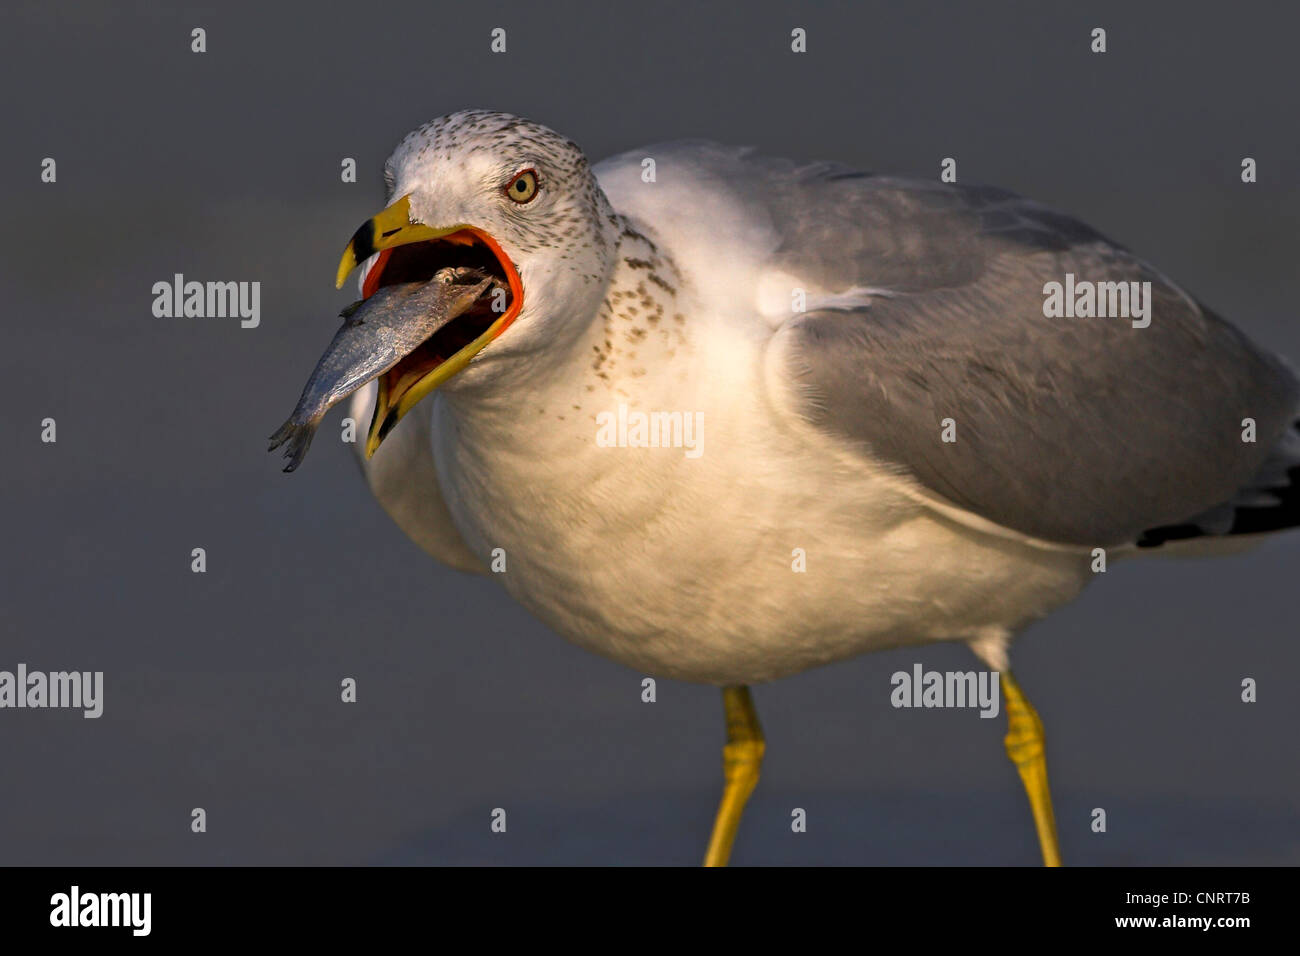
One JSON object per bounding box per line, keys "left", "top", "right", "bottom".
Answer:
{"left": 505, "top": 169, "right": 539, "bottom": 204}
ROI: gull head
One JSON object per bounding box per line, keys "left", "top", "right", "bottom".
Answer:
{"left": 333, "top": 110, "right": 618, "bottom": 456}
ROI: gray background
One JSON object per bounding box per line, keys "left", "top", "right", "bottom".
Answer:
{"left": 1, "top": 0, "right": 1297, "bottom": 865}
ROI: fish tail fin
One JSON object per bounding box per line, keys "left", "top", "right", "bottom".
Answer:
{"left": 267, "top": 419, "right": 317, "bottom": 473}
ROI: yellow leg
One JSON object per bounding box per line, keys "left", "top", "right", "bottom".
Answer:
{"left": 1001, "top": 672, "right": 1062, "bottom": 866}
{"left": 703, "top": 685, "right": 765, "bottom": 867}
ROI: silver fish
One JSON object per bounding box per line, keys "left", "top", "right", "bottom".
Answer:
{"left": 269, "top": 269, "right": 492, "bottom": 471}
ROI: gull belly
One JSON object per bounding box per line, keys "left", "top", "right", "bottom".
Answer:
{"left": 422, "top": 258, "right": 1091, "bottom": 685}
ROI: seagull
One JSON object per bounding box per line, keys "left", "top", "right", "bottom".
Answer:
{"left": 272, "top": 109, "right": 1300, "bottom": 866}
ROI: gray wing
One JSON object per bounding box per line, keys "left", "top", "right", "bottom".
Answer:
{"left": 722, "top": 149, "right": 1300, "bottom": 546}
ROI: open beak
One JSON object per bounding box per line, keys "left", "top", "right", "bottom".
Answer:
{"left": 335, "top": 194, "right": 524, "bottom": 457}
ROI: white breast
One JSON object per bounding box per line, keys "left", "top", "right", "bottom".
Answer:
{"left": 348, "top": 382, "right": 484, "bottom": 575}
{"left": 420, "top": 277, "right": 1090, "bottom": 684}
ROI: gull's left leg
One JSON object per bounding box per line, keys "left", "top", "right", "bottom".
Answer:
{"left": 1001, "top": 671, "right": 1062, "bottom": 867}
{"left": 703, "top": 685, "right": 765, "bottom": 867}
{"left": 969, "top": 631, "right": 1062, "bottom": 867}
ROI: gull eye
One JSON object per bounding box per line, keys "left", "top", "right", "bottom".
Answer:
{"left": 505, "top": 169, "right": 539, "bottom": 204}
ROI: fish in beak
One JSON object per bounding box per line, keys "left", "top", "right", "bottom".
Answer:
{"left": 269, "top": 271, "right": 493, "bottom": 471}
{"left": 271, "top": 195, "right": 525, "bottom": 470}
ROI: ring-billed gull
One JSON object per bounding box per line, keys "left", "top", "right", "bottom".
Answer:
{"left": 271, "top": 110, "right": 1300, "bottom": 866}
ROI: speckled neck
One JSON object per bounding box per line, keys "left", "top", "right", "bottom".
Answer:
{"left": 585, "top": 216, "right": 690, "bottom": 399}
